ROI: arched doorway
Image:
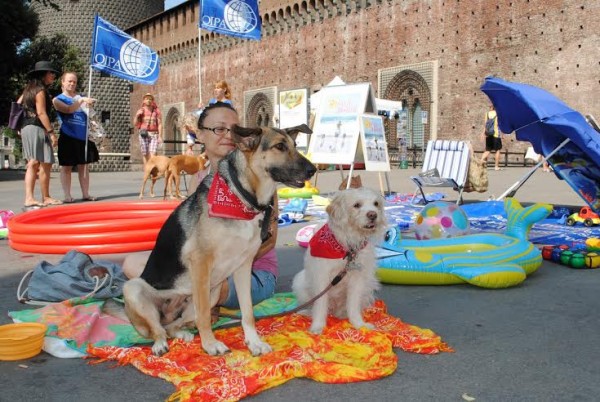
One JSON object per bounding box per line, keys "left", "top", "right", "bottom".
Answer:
{"left": 164, "top": 106, "right": 183, "bottom": 155}
{"left": 382, "top": 70, "right": 432, "bottom": 151}
{"left": 246, "top": 93, "right": 274, "bottom": 127}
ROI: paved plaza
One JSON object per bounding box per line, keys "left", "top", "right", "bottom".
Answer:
{"left": 0, "top": 166, "right": 598, "bottom": 401}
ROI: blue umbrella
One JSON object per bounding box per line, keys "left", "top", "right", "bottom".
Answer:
{"left": 481, "top": 76, "right": 600, "bottom": 211}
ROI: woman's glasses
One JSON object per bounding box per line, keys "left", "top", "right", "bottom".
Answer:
{"left": 200, "top": 126, "right": 230, "bottom": 136}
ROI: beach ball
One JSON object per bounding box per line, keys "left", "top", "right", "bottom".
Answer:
{"left": 414, "top": 201, "right": 470, "bottom": 240}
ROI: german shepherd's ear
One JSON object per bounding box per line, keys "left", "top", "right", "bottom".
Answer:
{"left": 231, "top": 125, "right": 262, "bottom": 151}
{"left": 283, "top": 124, "right": 312, "bottom": 141}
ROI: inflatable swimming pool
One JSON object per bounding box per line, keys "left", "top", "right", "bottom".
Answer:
{"left": 376, "top": 198, "right": 552, "bottom": 288}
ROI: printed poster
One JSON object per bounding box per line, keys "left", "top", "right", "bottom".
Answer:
{"left": 359, "top": 114, "right": 391, "bottom": 172}
{"left": 308, "top": 83, "right": 375, "bottom": 164}
{"left": 278, "top": 88, "right": 309, "bottom": 149}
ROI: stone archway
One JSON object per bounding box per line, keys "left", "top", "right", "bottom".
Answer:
{"left": 383, "top": 70, "right": 432, "bottom": 150}
{"left": 246, "top": 93, "right": 273, "bottom": 127}
{"left": 164, "top": 107, "right": 183, "bottom": 155}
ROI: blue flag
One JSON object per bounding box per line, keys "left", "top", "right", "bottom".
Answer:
{"left": 200, "top": 0, "right": 261, "bottom": 41}
{"left": 90, "top": 15, "right": 160, "bottom": 85}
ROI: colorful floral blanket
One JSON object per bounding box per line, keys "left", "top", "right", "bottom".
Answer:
{"left": 10, "top": 294, "right": 451, "bottom": 401}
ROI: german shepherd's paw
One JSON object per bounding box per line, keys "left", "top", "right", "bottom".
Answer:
{"left": 245, "top": 338, "right": 272, "bottom": 356}
{"left": 171, "top": 330, "right": 194, "bottom": 342}
{"left": 202, "top": 339, "right": 231, "bottom": 356}
{"left": 152, "top": 338, "right": 170, "bottom": 356}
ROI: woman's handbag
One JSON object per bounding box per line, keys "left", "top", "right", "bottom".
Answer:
{"left": 464, "top": 142, "right": 489, "bottom": 193}
{"left": 8, "top": 102, "right": 24, "bottom": 131}
{"left": 139, "top": 128, "right": 149, "bottom": 139}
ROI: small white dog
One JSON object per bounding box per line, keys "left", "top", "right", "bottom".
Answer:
{"left": 292, "top": 187, "right": 387, "bottom": 334}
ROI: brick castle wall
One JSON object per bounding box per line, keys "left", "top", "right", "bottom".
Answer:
{"left": 137, "top": 0, "right": 597, "bottom": 161}
{"left": 35, "top": 0, "right": 598, "bottom": 167}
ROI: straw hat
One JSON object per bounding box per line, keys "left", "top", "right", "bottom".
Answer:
{"left": 143, "top": 93, "right": 154, "bottom": 100}
{"left": 28, "top": 61, "right": 59, "bottom": 76}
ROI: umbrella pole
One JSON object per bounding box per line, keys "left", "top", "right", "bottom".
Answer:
{"left": 496, "top": 138, "right": 571, "bottom": 200}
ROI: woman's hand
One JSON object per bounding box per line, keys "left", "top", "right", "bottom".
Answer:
{"left": 49, "top": 132, "right": 58, "bottom": 148}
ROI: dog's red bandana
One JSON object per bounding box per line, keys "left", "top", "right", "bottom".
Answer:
{"left": 207, "top": 173, "right": 259, "bottom": 220}
{"left": 309, "top": 224, "right": 348, "bottom": 259}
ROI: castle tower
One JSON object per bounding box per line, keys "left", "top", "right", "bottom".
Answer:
{"left": 32, "top": 0, "right": 164, "bottom": 171}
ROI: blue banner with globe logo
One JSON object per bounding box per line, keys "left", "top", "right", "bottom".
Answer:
{"left": 91, "top": 15, "right": 160, "bottom": 85}
{"left": 200, "top": 0, "right": 262, "bottom": 40}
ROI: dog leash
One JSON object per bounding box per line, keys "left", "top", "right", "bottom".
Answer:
{"left": 217, "top": 248, "right": 362, "bottom": 321}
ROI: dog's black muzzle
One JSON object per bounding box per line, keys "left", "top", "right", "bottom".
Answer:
{"left": 270, "top": 157, "right": 317, "bottom": 188}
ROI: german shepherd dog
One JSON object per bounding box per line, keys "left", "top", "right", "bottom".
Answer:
{"left": 123, "top": 124, "right": 316, "bottom": 356}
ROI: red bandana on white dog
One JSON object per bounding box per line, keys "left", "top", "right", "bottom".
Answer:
{"left": 207, "top": 172, "right": 259, "bottom": 220}
{"left": 309, "top": 224, "right": 347, "bottom": 259}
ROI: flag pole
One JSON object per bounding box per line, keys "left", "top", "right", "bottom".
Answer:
{"left": 84, "top": 65, "right": 93, "bottom": 166}
{"left": 198, "top": 26, "right": 202, "bottom": 104}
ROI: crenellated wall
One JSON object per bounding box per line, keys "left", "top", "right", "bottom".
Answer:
{"left": 35, "top": 0, "right": 599, "bottom": 167}
{"left": 133, "top": 0, "right": 597, "bottom": 161}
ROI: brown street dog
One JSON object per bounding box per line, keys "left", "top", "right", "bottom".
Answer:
{"left": 139, "top": 155, "right": 171, "bottom": 199}
{"left": 164, "top": 154, "right": 208, "bottom": 199}
{"left": 123, "top": 124, "right": 316, "bottom": 356}
{"left": 339, "top": 174, "right": 363, "bottom": 190}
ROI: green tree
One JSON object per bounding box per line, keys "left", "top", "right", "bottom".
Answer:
{"left": 18, "top": 34, "right": 86, "bottom": 97}
{"left": 0, "top": 0, "right": 39, "bottom": 124}
{"left": 0, "top": 0, "right": 60, "bottom": 125}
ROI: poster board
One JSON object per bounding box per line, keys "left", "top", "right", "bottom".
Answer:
{"left": 278, "top": 88, "right": 309, "bottom": 149}
{"left": 308, "top": 83, "right": 376, "bottom": 164}
{"left": 359, "top": 114, "right": 391, "bottom": 172}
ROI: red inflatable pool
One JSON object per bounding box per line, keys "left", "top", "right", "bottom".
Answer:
{"left": 7, "top": 201, "right": 179, "bottom": 254}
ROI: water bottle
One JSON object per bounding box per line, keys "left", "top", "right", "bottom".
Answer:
{"left": 399, "top": 137, "right": 409, "bottom": 169}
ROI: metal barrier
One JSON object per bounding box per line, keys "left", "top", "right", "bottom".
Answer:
{"left": 388, "top": 146, "right": 424, "bottom": 169}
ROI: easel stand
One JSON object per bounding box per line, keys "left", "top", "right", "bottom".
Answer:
{"left": 339, "top": 163, "right": 391, "bottom": 195}
{"left": 307, "top": 82, "right": 393, "bottom": 197}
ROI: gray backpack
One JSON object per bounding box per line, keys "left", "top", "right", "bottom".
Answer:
{"left": 17, "top": 250, "right": 127, "bottom": 304}
{"left": 485, "top": 113, "right": 496, "bottom": 136}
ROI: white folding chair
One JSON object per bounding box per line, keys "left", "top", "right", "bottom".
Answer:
{"left": 410, "top": 140, "right": 470, "bottom": 205}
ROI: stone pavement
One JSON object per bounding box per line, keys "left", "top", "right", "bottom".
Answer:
{"left": 0, "top": 166, "right": 598, "bottom": 401}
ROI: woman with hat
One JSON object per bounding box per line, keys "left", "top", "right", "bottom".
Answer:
{"left": 18, "top": 61, "right": 62, "bottom": 208}
{"left": 133, "top": 93, "right": 163, "bottom": 166}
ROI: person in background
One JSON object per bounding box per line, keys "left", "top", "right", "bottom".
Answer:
{"left": 481, "top": 104, "right": 503, "bottom": 171}
{"left": 197, "top": 80, "right": 233, "bottom": 110}
{"left": 52, "top": 71, "right": 99, "bottom": 203}
{"left": 208, "top": 80, "right": 232, "bottom": 105}
{"left": 134, "top": 93, "right": 163, "bottom": 166}
{"left": 539, "top": 156, "right": 551, "bottom": 172}
{"left": 18, "top": 61, "right": 62, "bottom": 209}
{"left": 181, "top": 111, "right": 199, "bottom": 155}
{"left": 122, "top": 102, "right": 279, "bottom": 310}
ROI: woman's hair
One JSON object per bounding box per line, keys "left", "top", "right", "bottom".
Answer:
{"left": 197, "top": 101, "right": 237, "bottom": 129}
{"left": 22, "top": 75, "right": 46, "bottom": 110}
{"left": 215, "top": 80, "right": 232, "bottom": 99}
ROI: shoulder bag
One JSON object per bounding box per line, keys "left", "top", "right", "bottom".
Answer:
{"left": 8, "top": 101, "right": 24, "bottom": 131}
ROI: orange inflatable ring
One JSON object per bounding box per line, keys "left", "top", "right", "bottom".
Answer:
{"left": 7, "top": 201, "right": 180, "bottom": 255}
